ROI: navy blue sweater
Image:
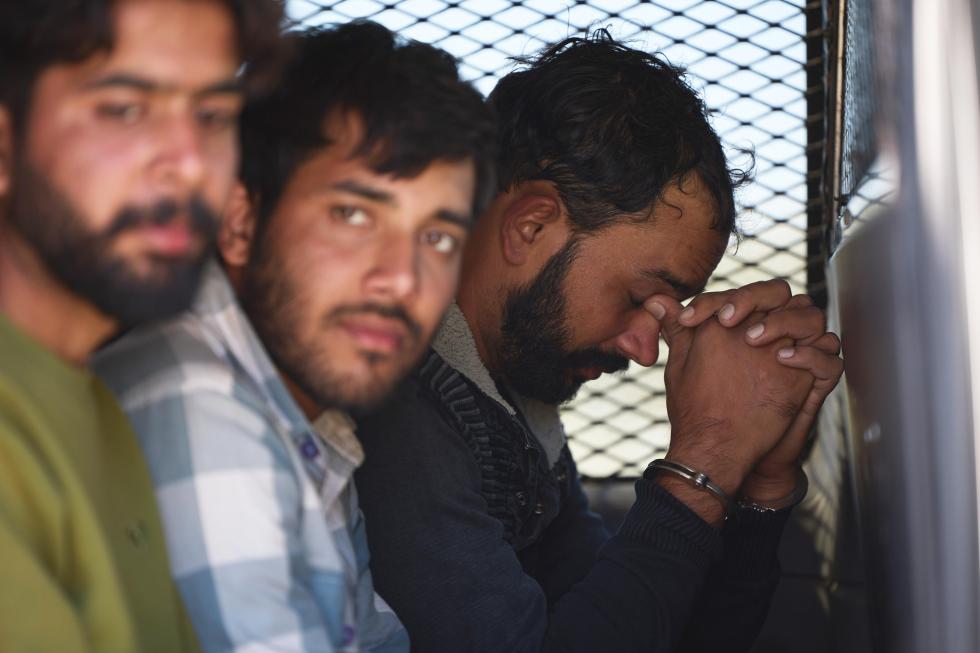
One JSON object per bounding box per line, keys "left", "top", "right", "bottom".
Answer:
{"left": 355, "top": 350, "right": 790, "bottom": 652}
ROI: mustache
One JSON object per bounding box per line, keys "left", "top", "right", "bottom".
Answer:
{"left": 563, "top": 347, "right": 630, "bottom": 374}
{"left": 104, "top": 196, "right": 218, "bottom": 238}
{"left": 327, "top": 303, "right": 422, "bottom": 340}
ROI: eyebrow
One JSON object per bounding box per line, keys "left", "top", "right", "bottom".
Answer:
{"left": 331, "top": 180, "right": 475, "bottom": 229}
{"left": 436, "top": 209, "right": 474, "bottom": 229}
{"left": 331, "top": 180, "right": 394, "bottom": 204}
{"left": 84, "top": 73, "right": 243, "bottom": 97}
{"left": 640, "top": 268, "right": 704, "bottom": 298}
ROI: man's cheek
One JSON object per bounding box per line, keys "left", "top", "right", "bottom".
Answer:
{"left": 422, "top": 275, "right": 458, "bottom": 331}
{"left": 201, "top": 145, "right": 239, "bottom": 204}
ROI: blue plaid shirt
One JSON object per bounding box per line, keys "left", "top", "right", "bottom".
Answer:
{"left": 95, "top": 262, "right": 408, "bottom": 653}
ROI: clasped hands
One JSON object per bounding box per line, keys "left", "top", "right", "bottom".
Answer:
{"left": 645, "top": 280, "right": 844, "bottom": 526}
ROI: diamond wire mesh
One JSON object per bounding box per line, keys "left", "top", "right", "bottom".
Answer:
{"left": 286, "top": 0, "right": 809, "bottom": 479}
{"left": 839, "top": 0, "right": 877, "bottom": 205}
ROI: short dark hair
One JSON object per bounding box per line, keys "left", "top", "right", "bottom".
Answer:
{"left": 239, "top": 21, "right": 497, "bottom": 222}
{"left": 0, "top": 0, "right": 285, "bottom": 134}
{"left": 490, "top": 30, "right": 748, "bottom": 235}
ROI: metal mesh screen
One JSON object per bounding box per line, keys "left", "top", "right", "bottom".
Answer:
{"left": 287, "top": 0, "right": 809, "bottom": 478}
{"left": 838, "top": 0, "right": 878, "bottom": 204}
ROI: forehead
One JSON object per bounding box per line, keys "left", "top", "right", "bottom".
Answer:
{"left": 46, "top": 0, "right": 239, "bottom": 93}
{"left": 286, "top": 146, "right": 475, "bottom": 204}
{"left": 581, "top": 176, "right": 728, "bottom": 298}
{"left": 276, "top": 113, "right": 476, "bottom": 217}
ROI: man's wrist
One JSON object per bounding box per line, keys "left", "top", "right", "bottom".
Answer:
{"left": 652, "top": 474, "right": 726, "bottom": 528}
{"left": 663, "top": 443, "right": 751, "bottom": 497}
{"left": 740, "top": 467, "right": 799, "bottom": 502}
{"left": 658, "top": 423, "right": 758, "bottom": 526}
{"left": 739, "top": 466, "right": 808, "bottom": 511}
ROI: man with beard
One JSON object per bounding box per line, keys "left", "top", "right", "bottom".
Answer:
{"left": 95, "top": 23, "right": 496, "bottom": 652}
{"left": 0, "top": 1, "right": 282, "bottom": 650}
{"left": 352, "top": 33, "right": 844, "bottom": 652}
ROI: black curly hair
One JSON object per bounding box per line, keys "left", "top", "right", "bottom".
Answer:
{"left": 238, "top": 21, "right": 498, "bottom": 223}
{"left": 490, "top": 30, "right": 749, "bottom": 236}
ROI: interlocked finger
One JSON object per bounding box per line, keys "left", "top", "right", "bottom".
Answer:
{"left": 743, "top": 305, "right": 827, "bottom": 347}
{"left": 679, "top": 279, "right": 793, "bottom": 328}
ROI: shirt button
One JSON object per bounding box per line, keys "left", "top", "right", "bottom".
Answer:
{"left": 515, "top": 491, "right": 528, "bottom": 506}
{"left": 533, "top": 503, "right": 545, "bottom": 515}
{"left": 300, "top": 438, "right": 319, "bottom": 459}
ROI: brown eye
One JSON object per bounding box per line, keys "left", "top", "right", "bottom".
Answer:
{"left": 331, "top": 206, "right": 372, "bottom": 227}
{"left": 421, "top": 230, "right": 458, "bottom": 255}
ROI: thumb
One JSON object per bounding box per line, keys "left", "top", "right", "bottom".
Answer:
{"left": 645, "top": 294, "right": 692, "bottom": 358}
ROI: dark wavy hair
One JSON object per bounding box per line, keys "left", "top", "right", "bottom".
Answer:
{"left": 490, "top": 30, "right": 748, "bottom": 235}
{"left": 0, "top": 0, "right": 285, "bottom": 135}
{"left": 239, "top": 21, "right": 498, "bottom": 222}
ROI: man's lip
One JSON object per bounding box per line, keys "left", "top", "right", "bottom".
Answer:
{"left": 577, "top": 367, "right": 604, "bottom": 381}
{"left": 565, "top": 366, "right": 602, "bottom": 383}
{"left": 338, "top": 316, "right": 409, "bottom": 355}
{"left": 133, "top": 223, "right": 197, "bottom": 256}
{"left": 570, "top": 364, "right": 624, "bottom": 382}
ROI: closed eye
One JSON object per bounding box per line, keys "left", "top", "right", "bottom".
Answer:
{"left": 629, "top": 293, "right": 646, "bottom": 308}
{"left": 95, "top": 102, "right": 145, "bottom": 124}
{"left": 196, "top": 107, "right": 239, "bottom": 132}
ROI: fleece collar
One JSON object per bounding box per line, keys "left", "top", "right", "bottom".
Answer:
{"left": 431, "top": 303, "right": 567, "bottom": 467}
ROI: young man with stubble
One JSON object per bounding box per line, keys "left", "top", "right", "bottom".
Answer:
{"left": 96, "top": 22, "right": 497, "bottom": 653}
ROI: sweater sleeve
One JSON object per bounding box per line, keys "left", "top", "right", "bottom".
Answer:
{"left": 355, "top": 378, "right": 725, "bottom": 653}
{"left": 676, "top": 505, "right": 792, "bottom": 652}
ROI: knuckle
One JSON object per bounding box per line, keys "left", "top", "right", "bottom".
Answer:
{"left": 756, "top": 396, "right": 799, "bottom": 420}
{"left": 806, "top": 306, "right": 827, "bottom": 327}
{"left": 792, "top": 293, "right": 815, "bottom": 307}
{"left": 761, "top": 278, "right": 790, "bottom": 293}
{"left": 817, "top": 332, "right": 842, "bottom": 353}
{"left": 714, "top": 289, "right": 735, "bottom": 304}
{"left": 728, "top": 286, "right": 751, "bottom": 306}
{"left": 687, "top": 291, "right": 717, "bottom": 309}
{"left": 746, "top": 309, "right": 768, "bottom": 324}
{"left": 695, "top": 316, "right": 726, "bottom": 335}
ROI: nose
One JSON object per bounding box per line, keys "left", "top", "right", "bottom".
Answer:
{"left": 364, "top": 233, "right": 420, "bottom": 301}
{"left": 151, "top": 112, "right": 206, "bottom": 191}
{"left": 611, "top": 312, "right": 662, "bottom": 367}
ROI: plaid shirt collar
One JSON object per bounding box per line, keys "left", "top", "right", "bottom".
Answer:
{"left": 193, "top": 260, "right": 363, "bottom": 473}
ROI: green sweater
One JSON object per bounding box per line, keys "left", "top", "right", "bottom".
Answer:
{"left": 0, "top": 314, "right": 198, "bottom": 652}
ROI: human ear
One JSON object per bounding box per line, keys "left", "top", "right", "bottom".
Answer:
{"left": 0, "top": 107, "right": 12, "bottom": 200}
{"left": 217, "top": 182, "right": 257, "bottom": 269}
{"left": 500, "top": 188, "right": 565, "bottom": 265}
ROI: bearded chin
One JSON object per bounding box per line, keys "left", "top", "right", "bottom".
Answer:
{"left": 6, "top": 159, "right": 218, "bottom": 329}
{"left": 496, "top": 237, "right": 631, "bottom": 405}
{"left": 497, "top": 239, "right": 583, "bottom": 405}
